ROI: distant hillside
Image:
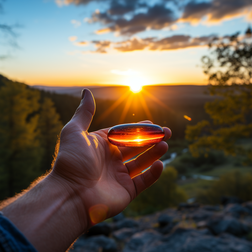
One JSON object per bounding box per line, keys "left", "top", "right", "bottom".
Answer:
{"left": 2, "top": 74, "right": 215, "bottom": 139}
{"left": 33, "top": 84, "right": 211, "bottom": 102}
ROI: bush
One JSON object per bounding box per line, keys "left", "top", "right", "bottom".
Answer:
{"left": 168, "top": 150, "right": 226, "bottom": 176}
{"left": 125, "top": 167, "right": 187, "bottom": 215}
{"left": 196, "top": 171, "right": 252, "bottom": 205}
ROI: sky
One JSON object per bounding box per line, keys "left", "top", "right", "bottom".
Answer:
{"left": 0, "top": 0, "right": 251, "bottom": 86}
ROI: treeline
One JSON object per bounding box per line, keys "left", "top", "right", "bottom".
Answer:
{"left": 40, "top": 90, "right": 211, "bottom": 140}
{"left": 0, "top": 75, "right": 63, "bottom": 199}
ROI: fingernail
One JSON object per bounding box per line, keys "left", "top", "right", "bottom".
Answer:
{"left": 81, "top": 89, "right": 86, "bottom": 99}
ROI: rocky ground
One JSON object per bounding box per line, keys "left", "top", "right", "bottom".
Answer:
{"left": 70, "top": 200, "right": 252, "bottom": 252}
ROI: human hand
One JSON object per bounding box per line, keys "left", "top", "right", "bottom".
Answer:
{"left": 51, "top": 89, "right": 171, "bottom": 229}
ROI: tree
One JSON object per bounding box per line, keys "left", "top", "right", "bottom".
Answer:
{"left": 196, "top": 171, "right": 252, "bottom": 205}
{"left": 38, "top": 97, "right": 63, "bottom": 172}
{"left": 126, "top": 166, "right": 187, "bottom": 215}
{"left": 0, "top": 80, "right": 42, "bottom": 199}
{"left": 186, "top": 28, "right": 252, "bottom": 164}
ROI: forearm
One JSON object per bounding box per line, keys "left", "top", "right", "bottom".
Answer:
{"left": 1, "top": 172, "right": 88, "bottom": 252}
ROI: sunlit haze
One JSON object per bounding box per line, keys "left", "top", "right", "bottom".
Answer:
{"left": 0, "top": 1, "right": 251, "bottom": 86}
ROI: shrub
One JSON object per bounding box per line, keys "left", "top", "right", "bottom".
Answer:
{"left": 196, "top": 171, "right": 252, "bottom": 205}
{"left": 126, "top": 166, "right": 187, "bottom": 215}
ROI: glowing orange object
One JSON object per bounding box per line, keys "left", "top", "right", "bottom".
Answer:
{"left": 184, "top": 115, "right": 192, "bottom": 121}
{"left": 107, "top": 123, "right": 165, "bottom": 147}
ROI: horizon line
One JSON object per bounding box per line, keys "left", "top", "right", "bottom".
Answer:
{"left": 31, "top": 83, "right": 208, "bottom": 88}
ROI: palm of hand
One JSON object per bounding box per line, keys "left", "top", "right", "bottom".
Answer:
{"left": 55, "top": 123, "right": 136, "bottom": 217}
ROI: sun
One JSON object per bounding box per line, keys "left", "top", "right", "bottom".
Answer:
{"left": 125, "top": 75, "right": 148, "bottom": 93}
{"left": 130, "top": 83, "right": 142, "bottom": 93}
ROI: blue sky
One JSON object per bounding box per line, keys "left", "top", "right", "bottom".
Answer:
{"left": 0, "top": 0, "right": 251, "bottom": 86}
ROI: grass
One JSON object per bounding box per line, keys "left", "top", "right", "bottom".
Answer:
{"left": 178, "top": 179, "right": 214, "bottom": 199}
{"left": 166, "top": 139, "right": 252, "bottom": 200}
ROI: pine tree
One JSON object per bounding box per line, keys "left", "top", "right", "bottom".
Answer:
{"left": 38, "top": 97, "right": 63, "bottom": 172}
{"left": 0, "top": 80, "right": 41, "bottom": 199}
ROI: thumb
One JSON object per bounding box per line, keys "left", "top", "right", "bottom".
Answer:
{"left": 72, "top": 89, "right": 96, "bottom": 131}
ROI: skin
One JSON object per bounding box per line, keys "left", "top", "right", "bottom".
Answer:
{"left": 1, "top": 89, "right": 172, "bottom": 252}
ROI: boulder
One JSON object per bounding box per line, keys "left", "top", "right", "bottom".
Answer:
{"left": 157, "top": 214, "right": 173, "bottom": 227}
{"left": 123, "top": 230, "right": 162, "bottom": 252}
{"left": 177, "top": 203, "right": 200, "bottom": 211}
{"left": 123, "top": 228, "right": 252, "bottom": 252}
{"left": 112, "top": 227, "right": 138, "bottom": 242}
{"left": 86, "top": 222, "right": 112, "bottom": 237}
{"left": 72, "top": 235, "right": 117, "bottom": 252}
{"left": 207, "top": 215, "right": 250, "bottom": 236}
{"left": 244, "top": 201, "right": 252, "bottom": 212}
{"left": 191, "top": 209, "right": 214, "bottom": 222}
{"left": 221, "top": 196, "right": 242, "bottom": 206}
{"left": 224, "top": 204, "right": 252, "bottom": 218}
{"left": 114, "top": 218, "right": 139, "bottom": 230}
{"left": 202, "top": 205, "right": 221, "bottom": 212}
{"left": 113, "top": 212, "right": 125, "bottom": 222}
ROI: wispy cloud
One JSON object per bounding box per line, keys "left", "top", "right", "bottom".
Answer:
{"left": 88, "top": 34, "right": 215, "bottom": 53}
{"left": 71, "top": 19, "right": 81, "bottom": 27}
{"left": 69, "top": 36, "right": 78, "bottom": 41}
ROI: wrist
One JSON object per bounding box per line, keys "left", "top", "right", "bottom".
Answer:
{"left": 48, "top": 171, "right": 91, "bottom": 231}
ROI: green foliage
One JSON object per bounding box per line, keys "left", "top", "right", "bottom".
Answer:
{"left": 0, "top": 75, "right": 64, "bottom": 199}
{"left": 0, "top": 79, "right": 42, "bottom": 198}
{"left": 40, "top": 90, "right": 80, "bottom": 125}
{"left": 38, "top": 97, "right": 63, "bottom": 172}
{"left": 167, "top": 150, "right": 225, "bottom": 175}
{"left": 186, "top": 29, "right": 252, "bottom": 160}
{"left": 196, "top": 171, "right": 252, "bottom": 205}
{"left": 126, "top": 167, "right": 187, "bottom": 215}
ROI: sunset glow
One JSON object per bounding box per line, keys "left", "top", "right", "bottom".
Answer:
{"left": 124, "top": 75, "right": 148, "bottom": 93}
{"left": 1, "top": 1, "right": 251, "bottom": 86}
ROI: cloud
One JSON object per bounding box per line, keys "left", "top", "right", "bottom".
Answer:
{"left": 74, "top": 41, "right": 88, "bottom": 46}
{"left": 91, "top": 40, "right": 111, "bottom": 53}
{"left": 56, "top": 0, "right": 103, "bottom": 6}
{"left": 107, "top": 0, "right": 138, "bottom": 15}
{"left": 71, "top": 19, "right": 81, "bottom": 27}
{"left": 69, "top": 36, "right": 78, "bottom": 41}
{"left": 57, "top": 0, "right": 252, "bottom": 36}
{"left": 181, "top": 0, "right": 252, "bottom": 24}
{"left": 88, "top": 34, "right": 215, "bottom": 53}
{"left": 91, "top": 4, "right": 177, "bottom": 35}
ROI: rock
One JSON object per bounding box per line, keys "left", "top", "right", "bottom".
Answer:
{"left": 112, "top": 227, "right": 137, "bottom": 242}
{"left": 123, "top": 230, "right": 162, "bottom": 252}
{"left": 221, "top": 196, "right": 242, "bottom": 206}
{"left": 191, "top": 209, "right": 214, "bottom": 222}
{"left": 224, "top": 204, "right": 252, "bottom": 218}
{"left": 207, "top": 215, "right": 250, "bottom": 236}
{"left": 177, "top": 203, "right": 200, "bottom": 211}
{"left": 113, "top": 212, "right": 125, "bottom": 222}
{"left": 159, "top": 223, "right": 176, "bottom": 235}
{"left": 157, "top": 214, "right": 173, "bottom": 227}
{"left": 126, "top": 228, "right": 252, "bottom": 252}
{"left": 86, "top": 222, "right": 112, "bottom": 237}
{"left": 202, "top": 205, "right": 221, "bottom": 212}
{"left": 197, "top": 221, "right": 208, "bottom": 229}
{"left": 114, "top": 218, "right": 139, "bottom": 230}
{"left": 72, "top": 235, "right": 117, "bottom": 252}
{"left": 244, "top": 201, "right": 252, "bottom": 212}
